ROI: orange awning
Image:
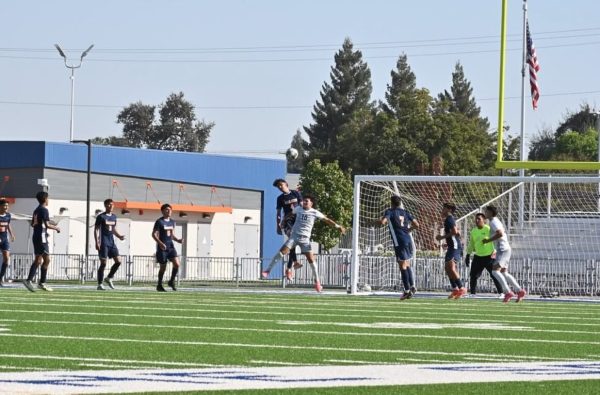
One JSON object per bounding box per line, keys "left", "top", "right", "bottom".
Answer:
{"left": 112, "top": 201, "right": 232, "bottom": 214}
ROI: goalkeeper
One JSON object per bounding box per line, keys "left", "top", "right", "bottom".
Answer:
{"left": 465, "top": 213, "right": 503, "bottom": 296}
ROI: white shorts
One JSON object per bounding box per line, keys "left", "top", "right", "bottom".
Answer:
{"left": 284, "top": 235, "right": 312, "bottom": 253}
{"left": 494, "top": 248, "right": 511, "bottom": 269}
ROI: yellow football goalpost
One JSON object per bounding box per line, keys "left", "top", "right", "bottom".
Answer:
{"left": 496, "top": 0, "right": 600, "bottom": 170}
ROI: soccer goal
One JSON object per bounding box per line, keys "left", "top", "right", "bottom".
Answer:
{"left": 351, "top": 175, "right": 600, "bottom": 297}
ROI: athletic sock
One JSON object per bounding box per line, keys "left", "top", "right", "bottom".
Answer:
{"left": 98, "top": 263, "right": 107, "bottom": 284}
{"left": 449, "top": 278, "right": 457, "bottom": 289}
{"left": 170, "top": 266, "right": 179, "bottom": 282}
{"left": 400, "top": 269, "right": 410, "bottom": 291}
{"left": 108, "top": 261, "right": 121, "bottom": 278}
{"left": 455, "top": 278, "right": 464, "bottom": 289}
{"left": 266, "top": 251, "right": 284, "bottom": 272}
{"left": 287, "top": 249, "right": 297, "bottom": 269}
{"left": 0, "top": 262, "right": 7, "bottom": 280}
{"left": 492, "top": 270, "right": 510, "bottom": 293}
{"left": 407, "top": 267, "right": 415, "bottom": 288}
{"left": 308, "top": 260, "right": 320, "bottom": 283}
{"left": 502, "top": 271, "right": 521, "bottom": 292}
{"left": 39, "top": 267, "right": 47, "bottom": 284}
{"left": 158, "top": 270, "right": 165, "bottom": 285}
{"left": 27, "top": 263, "right": 38, "bottom": 282}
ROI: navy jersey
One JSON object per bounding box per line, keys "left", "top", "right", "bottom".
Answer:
{"left": 0, "top": 213, "right": 11, "bottom": 238}
{"left": 32, "top": 205, "right": 49, "bottom": 240}
{"left": 444, "top": 215, "right": 462, "bottom": 251}
{"left": 383, "top": 207, "right": 413, "bottom": 246}
{"left": 276, "top": 190, "right": 302, "bottom": 216}
{"left": 95, "top": 212, "right": 117, "bottom": 246}
{"left": 153, "top": 217, "right": 176, "bottom": 244}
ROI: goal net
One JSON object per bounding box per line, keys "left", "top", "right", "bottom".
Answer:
{"left": 351, "top": 175, "right": 600, "bottom": 297}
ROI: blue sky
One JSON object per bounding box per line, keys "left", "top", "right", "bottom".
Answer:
{"left": 1, "top": 0, "right": 599, "bottom": 158}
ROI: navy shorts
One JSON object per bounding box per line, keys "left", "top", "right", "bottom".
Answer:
{"left": 156, "top": 245, "right": 177, "bottom": 264}
{"left": 99, "top": 244, "right": 120, "bottom": 259}
{"left": 33, "top": 240, "right": 49, "bottom": 256}
{"left": 445, "top": 249, "right": 462, "bottom": 263}
{"left": 393, "top": 243, "right": 413, "bottom": 261}
{"left": 0, "top": 237, "right": 9, "bottom": 252}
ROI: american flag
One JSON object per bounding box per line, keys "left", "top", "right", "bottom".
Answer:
{"left": 526, "top": 20, "right": 540, "bottom": 109}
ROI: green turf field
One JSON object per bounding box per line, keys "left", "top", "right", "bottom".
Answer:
{"left": 0, "top": 286, "right": 599, "bottom": 394}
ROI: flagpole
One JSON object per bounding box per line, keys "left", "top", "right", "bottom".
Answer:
{"left": 518, "top": 0, "right": 528, "bottom": 229}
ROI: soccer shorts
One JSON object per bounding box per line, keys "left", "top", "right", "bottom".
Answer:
{"left": 0, "top": 237, "right": 9, "bottom": 252}
{"left": 445, "top": 248, "right": 462, "bottom": 263}
{"left": 99, "top": 244, "right": 120, "bottom": 259}
{"left": 493, "top": 248, "right": 512, "bottom": 269}
{"left": 393, "top": 243, "right": 413, "bottom": 261}
{"left": 156, "top": 244, "right": 178, "bottom": 264}
{"left": 32, "top": 240, "right": 49, "bottom": 256}
{"left": 284, "top": 235, "right": 312, "bottom": 253}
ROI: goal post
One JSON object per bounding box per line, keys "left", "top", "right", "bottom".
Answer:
{"left": 351, "top": 175, "right": 600, "bottom": 296}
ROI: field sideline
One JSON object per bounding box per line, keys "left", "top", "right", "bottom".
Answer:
{"left": 0, "top": 285, "right": 599, "bottom": 394}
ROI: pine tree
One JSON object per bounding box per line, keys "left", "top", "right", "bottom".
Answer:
{"left": 304, "top": 38, "right": 373, "bottom": 166}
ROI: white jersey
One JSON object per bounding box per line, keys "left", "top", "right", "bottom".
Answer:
{"left": 290, "top": 206, "right": 325, "bottom": 239}
{"left": 489, "top": 217, "right": 510, "bottom": 251}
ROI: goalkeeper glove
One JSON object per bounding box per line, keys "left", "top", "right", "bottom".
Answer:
{"left": 464, "top": 254, "right": 471, "bottom": 268}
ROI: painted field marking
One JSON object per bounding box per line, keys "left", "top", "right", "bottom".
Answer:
{"left": 0, "top": 354, "right": 228, "bottom": 368}
{"left": 0, "top": 361, "right": 599, "bottom": 394}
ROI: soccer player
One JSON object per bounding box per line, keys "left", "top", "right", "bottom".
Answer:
{"left": 435, "top": 202, "right": 467, "bottom": 299}
{"left": 23, "top": 191, "right": 61, "bottom": 292}
{"left": 94, "top": 199, "right": 126, "bottom": 290}
{"left": 465, "top": 213, "right": 503, "bottom": 296}
{"left": 273, "top": 178, "right": 302, "bottom": 281}
{"left": 0, "top": 199, "right": 15, "bottom": 286}
{"left": 482, "top": 205, "right": 526, "bottom": 303}
{"left": 262, "top": 194, "right": 345, "bottom": 292}
{"left": 152, "top": 203, "right": 184, "bottom": 292}
{"left": 375, "top": 195, "right": 419, "bottom": 300}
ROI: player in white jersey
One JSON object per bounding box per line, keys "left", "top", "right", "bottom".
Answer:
{"left": 262, "top": 194, "right": 345, "bottom": 292}
{"left": 482, "top": 205, "right": 526, "bottom": 303}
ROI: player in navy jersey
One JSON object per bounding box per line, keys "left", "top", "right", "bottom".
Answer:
{"left": 375, "top": 195, "right": 420, "bottom": 300}
{"left": 23, "top": 191, "right": 61, "bottom": 292}
{"left": 435, "top": 202, "right": 467, "bottom": 299}
{"left": 273, "top": 178, "right": 302, "bottom": 281}
{"left": 94, "top": 199, "right": 126, "bottom": 290}
{"left": 0, "top": 199, "right": 16, "bottom": 286}
{"left": 152, "top": 203, "right": 184, "bottom": 292}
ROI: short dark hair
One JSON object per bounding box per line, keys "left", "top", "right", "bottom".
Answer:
{"left": 160, "top": 203, "right": 172, "bottom": 211}
{"left": 302, "top": 193, "right": 316, "bottom": 207}
{"left": 272, "top": 178, "right": 287, "bottom": 187}
{"left": 485, "top": 205, "right": 498, "bottom": 217}
{"left": 104, "top": 198, "right": 113, "bottom": 206}
{"left": 0, "top": 199, "right": 7, "bottom": 206}
{"left": 36, "top": 191, "right": 48, "bottom": 204}
{"left": 475, "top": 212, "right": 485, "bottom": 220}
{"left": 443, "top": 202, "right": 456, "bottom": 213}
{"left": 390, "top": 195, "right": 401, "bottom": 207}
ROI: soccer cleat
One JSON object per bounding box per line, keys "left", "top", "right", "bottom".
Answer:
{"left": 167, "top": 280, "right": 177, "bottom": 291}
{"left": 410, "top": 286, "right": 417, "bottom": 295}
{"left": 454, "top": 287, "right": 467, "bottom": 299}
{"left": 498, "top": 293, "right": 505, "bottom": 300}
{"left": 503, "top": 291, "right": 515, "bottom": 303}
{"left": 285, "top": 269, "right": 293, "bottom": 281}
{"left": 260, "top": 270, "right": 269, "bottom": 280}
{"left": 515, "top": 289, "right": 527, "bottom": 303}
{"left": 448, "top": 289, "right": 459, "bottom": 299}
{"left": 292, "top": 262, "right": 303, "bottom": 270}
{"left": 314, "top": 281, "right": 323, "bottom": 293}
{"left": 37, "top": 283, "right": 53, "bottom": 292}
{"left": 104, "top": 278, "right": 115, "bottom": 289}
{"left": 23, "top": 280, "right": 36, "bottom": 292}
{"left": 97, "top": 284, "right": 105, "bottom": 290}
{"left": 156, "top": 284, "right": 167, "bottom": 292}
{"left": 400, "top": 291, "right": 412, "bottom": 300}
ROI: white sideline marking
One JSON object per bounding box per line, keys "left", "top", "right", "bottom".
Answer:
{"left": 0, "top": 361, "right": 599, "bottom": 394}
{"left": 0, "top": 354, "right": 227, "bottom": 368}
{"left": 279, "top": 321, "right": 531, "bottom": 330}
{"left": 0, "top": 325, "right": 8, "bottom": 333}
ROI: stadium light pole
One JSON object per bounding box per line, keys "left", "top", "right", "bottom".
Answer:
{"left": 55, "top": 44, "right": 94, "bottom": 142}
{"left": 71, "top": 139, "right": 92, "bottom": 274}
